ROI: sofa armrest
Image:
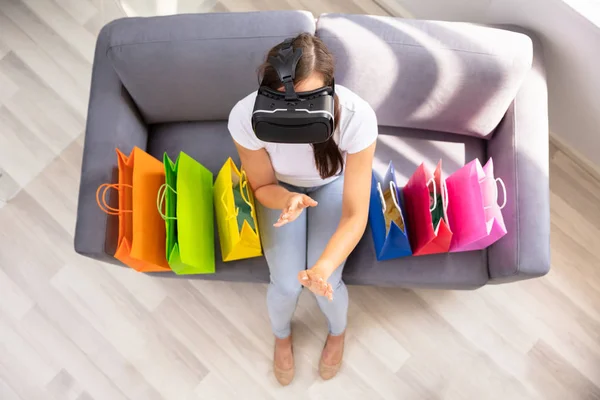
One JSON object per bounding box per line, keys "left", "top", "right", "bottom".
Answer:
{"left": 486, "top": 27, "right": 551, "bottom": 283}
{"left": 74, "top": 21, "right": 148, "bottom": 263}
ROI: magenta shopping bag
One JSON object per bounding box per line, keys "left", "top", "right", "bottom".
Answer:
{"left": 446, "top": 158, "right": 507, "bottom": 252}
{"left": 403, "top": 161, "right": 452, "bottom": 256}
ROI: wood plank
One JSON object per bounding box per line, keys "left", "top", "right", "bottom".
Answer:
{"left": 0, "top": 167, "right": 21, "bottom": 204}
{"left": 54, "top": 0, "right": 98, "bottom": 25}
{"left": 0, "top": 106, "right": 56, "bottom": 186}
{"left": 0, "top": 268, "right": 35, "bottom": 320}
{"left": 527, "top": 340, "right": 600, "bottom": 400}
{"left": 0, "top": 69, "right": 18, "bottom": 104}
{"left": 83, "top": 0, "right": 125, "bottom": 36}
{"left": 20, "top": 0, "right": 96, "bottom": 63}
{"left": 45, "top": 369, "right": 84, "bottom": 400}
{"left": 0, "top": 0, "right": 93, "bottom": 91}
{"left": 0, "top": 12, "right": 88, "bottom": 116}
{"left": 0, "top": 378, "right": 22, "bottom": 400}
{"left": 0, "top": 39, "right": 10, "bottom": 59}
{"left": 22, "top": 137, "right": 83, "bottom": 236}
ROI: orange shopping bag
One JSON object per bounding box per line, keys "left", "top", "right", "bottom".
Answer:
{"left": 96, "top": 147, "right": 171, "bottom": 272}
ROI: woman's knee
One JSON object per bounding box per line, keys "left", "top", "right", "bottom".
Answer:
{"left": 270, "top": 277, "right": 303, "bottom": 299}
{"left": 327, "top": 268, "right": 345, "bottom": 290}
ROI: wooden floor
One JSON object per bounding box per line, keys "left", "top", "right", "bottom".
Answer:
{"left": 0, "top": 1, "right": 599, "bottom": 399}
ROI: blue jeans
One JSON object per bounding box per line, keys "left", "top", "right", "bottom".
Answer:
{"left": 256, "top": 176, "right": 348, "bottom": 339}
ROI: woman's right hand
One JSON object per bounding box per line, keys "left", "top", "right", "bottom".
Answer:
{"left": 274, "top": 193, "right": 318, "bottom": 227}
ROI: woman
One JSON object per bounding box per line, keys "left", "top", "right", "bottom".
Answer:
{"left": 228, "top": 33, "right": 377, "bottom": 385}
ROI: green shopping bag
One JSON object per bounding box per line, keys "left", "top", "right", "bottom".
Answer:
{"left": 158, "top": 152, "right": 215, "bottom": 274}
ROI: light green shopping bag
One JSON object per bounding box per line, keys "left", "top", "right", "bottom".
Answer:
{"left": 157, "top": 152, "right": 215, "bottom": 274}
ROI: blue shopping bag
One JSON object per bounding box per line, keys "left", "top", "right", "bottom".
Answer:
{"left": 369, "top": 162, "right": 412, "bottom": 260}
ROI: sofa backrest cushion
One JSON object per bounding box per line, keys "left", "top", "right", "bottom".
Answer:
{"left": 105, "top": 11, "right": 316, "bottom": 124}
{"left": 316, "top": 14, "right": 533, "bottom": 138}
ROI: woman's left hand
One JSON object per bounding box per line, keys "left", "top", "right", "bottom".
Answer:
{"left": 298, "top": 263, "right": 334, "bottom": 301}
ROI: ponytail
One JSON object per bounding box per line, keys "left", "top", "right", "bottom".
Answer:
{"left": 312, "top": 94, "right": 344, "bottom": 179}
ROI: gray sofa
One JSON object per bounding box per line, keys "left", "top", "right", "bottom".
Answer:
{"left": 74, "top": 11, "right": 550, "bottom": 289}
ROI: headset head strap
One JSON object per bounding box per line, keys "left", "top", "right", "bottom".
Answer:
{"left": 268, "top": 38, "right": 303, "bottom": 101}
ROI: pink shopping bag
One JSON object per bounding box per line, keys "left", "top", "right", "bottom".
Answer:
{"left": 446, "top": 158, "right": 507, "bottom": 252}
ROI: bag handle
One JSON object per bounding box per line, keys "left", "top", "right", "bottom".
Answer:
{"left": 389, "top": 181, "right": 401, "bottom": 211}
{"left": 221, "top": 190, "right": 239, "bottom": 221}
{"left": 156, "top": 183, "right": 177, "bottom": 221}
{"left": 480, "top": 177, "right": 507, "bottom": 210}
{"left": 239, "top": 170, "right": 256, "bottom": 213}
{"left": 442, "top": 180, "right": 449, "bottom": 212}
{"left": 377, "top": 182, "right": 387, "bottom": 213}
{"left": 427, "top": 178, "right": 437, "bottom": 212}
{"left": 96, "top": 183, "right": 133, "bottom": 216}
{"left": 377, "top": 181, "right": 402, "bottom": 213}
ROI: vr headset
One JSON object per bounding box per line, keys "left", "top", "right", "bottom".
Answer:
{"left": 252, "top": 38, "right": 335, "bottom": 144}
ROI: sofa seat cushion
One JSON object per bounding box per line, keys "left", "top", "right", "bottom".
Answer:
{"left": 148, "top": 121, "right": 269, "bottom": 283}
{"left": 353, "top": 125, "right": 489, "bottom": 289}
{"left": 148, "top": 121, "right": 489, "bottom": 288}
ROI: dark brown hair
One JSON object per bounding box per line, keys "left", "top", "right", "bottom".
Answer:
{"left": 258, "top": 33, "right": 343, "bottom": 179}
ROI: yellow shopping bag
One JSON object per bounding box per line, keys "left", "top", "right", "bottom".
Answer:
{"left": 214, "top": 158, "right": 262, "bottom": 261}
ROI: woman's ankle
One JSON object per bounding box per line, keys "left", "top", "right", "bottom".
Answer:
{"left": 273, "top": 324, "right": 292, "bottom": 341}
{"left": 328, "top": 329, "right": 346, "bottom": 338}
{"left": 274, "top": 336, "right": 292, "bottom": 351}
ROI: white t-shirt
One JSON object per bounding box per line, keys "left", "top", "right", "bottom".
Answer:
{"left": 228, "top": 85, "right": 378, "bottom": 187}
